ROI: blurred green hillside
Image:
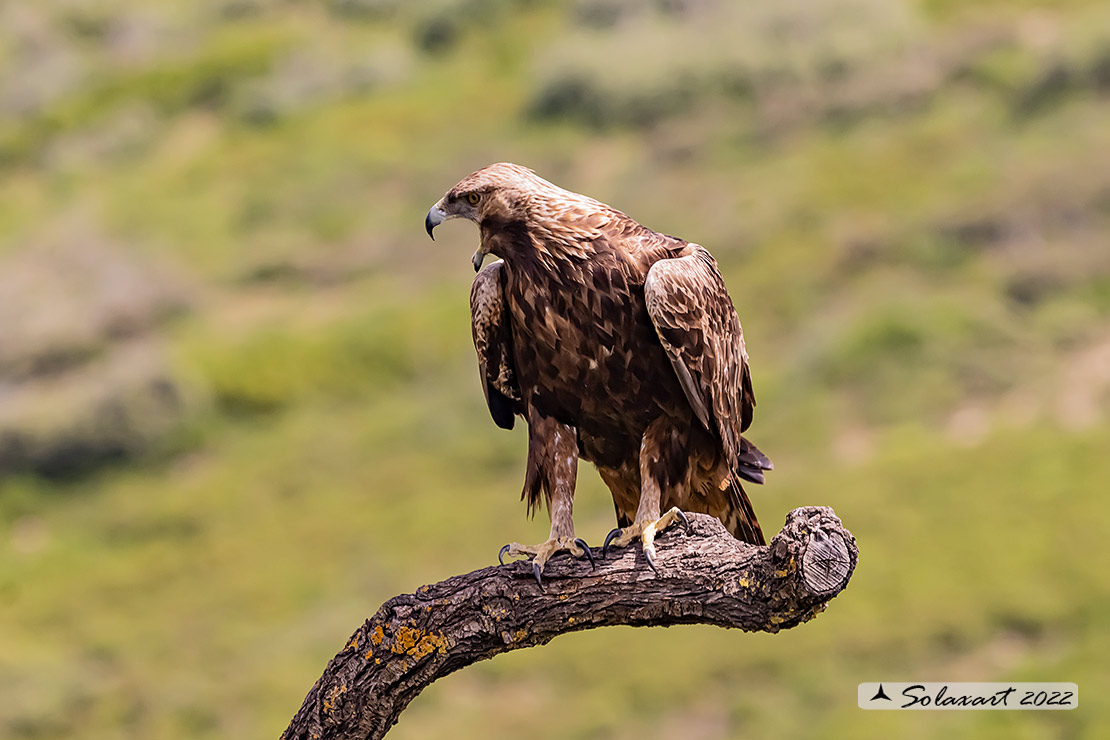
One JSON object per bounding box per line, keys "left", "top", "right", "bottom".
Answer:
{"left": 2, "top": 1, "right": 1109, "bottom": 738}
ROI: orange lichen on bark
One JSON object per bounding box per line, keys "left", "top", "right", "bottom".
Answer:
{"left": 322, "top": 684, "right": 347, "bottom": 714}
{"left": 389, "top": 624, "right": 450, "bottom": 659}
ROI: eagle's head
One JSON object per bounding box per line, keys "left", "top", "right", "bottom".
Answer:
{"left": 426, "top": 162, "right": 607, "bottom": 271}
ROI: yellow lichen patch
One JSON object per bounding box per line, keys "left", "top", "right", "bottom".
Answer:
{"left": 322, "top": 684, "right": 347, "bottom": 714}
{"left": 736, "top": 576, "right": 751, "bottom": 588}
{"left": 369, "top": 624, "right": 385, "bottom": 647}
{"left": 390, "top": 625, "right": 422, "bottom": 653}
{"left": 774, "top": 556, "right": 796, "bottom": 578}
{"left": 390, "top": 624, "right": 450, "bottom": 659}
{"left": 513, "top": 628, "right": 527, "bottom": 642}
{"left": 567, "top": 616, "right": 576, "bottom": 624}
{"left": 346, "top": 635, "right": 359, "bottom": 651}
{"left": 482, "top": 603, "right": 508, "bottom": 619}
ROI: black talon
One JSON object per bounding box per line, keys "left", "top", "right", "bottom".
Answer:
{"left": 532, "top": 561, "right": 545, "bottom": 591}
{"left": 675, "top": 509, "right": 691, "bottom": 535}
{"left": 602, "top": 528, "right": 622, "bottom": 558}
{"left": 498, "top": 544, "right": 510, "bottom": 566}
{"left": 644, "top": 546, "right": 658, "bottom": 574}
{"left": 574, "top": 538, "right": 596, "bottom": 569}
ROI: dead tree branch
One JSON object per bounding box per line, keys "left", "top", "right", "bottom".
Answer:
{"left": 282, "top": 506, "right": 857, "bottom": 740}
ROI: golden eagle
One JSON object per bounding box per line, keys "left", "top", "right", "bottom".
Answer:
{"left": 426, "top": 163, "right": 771, "bottom": 585}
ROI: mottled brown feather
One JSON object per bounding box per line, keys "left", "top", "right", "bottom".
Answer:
{"left": 469, "top": 260, "right": 520, "bottom": 430}
{"left": 644, "top": 246, "right": 756, "bottom": 469}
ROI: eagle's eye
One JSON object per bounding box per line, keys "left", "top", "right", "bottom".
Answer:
{"left": 466, "top": 192, "right": 480, "bottom": 206}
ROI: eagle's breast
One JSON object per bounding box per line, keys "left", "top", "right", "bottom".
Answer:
{"left": 502, "top": 249, "right": 687, "bottom": 464}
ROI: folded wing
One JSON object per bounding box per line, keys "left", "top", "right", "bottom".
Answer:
{"left": 645, "top": 247, "right": 771, "bottom": 482}
{"left": 470, "top": 261, "right": 522, "bottom": 430}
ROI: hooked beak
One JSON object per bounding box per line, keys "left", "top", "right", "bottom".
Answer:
{"left": 426, "top": 199, "right": 485, "bottom": 270}
{"left": 425, "top": 204, "right": 447, "bottom": 240}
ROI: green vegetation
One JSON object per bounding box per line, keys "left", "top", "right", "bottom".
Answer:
{"left": 2, "top": 1, "right": 1108, "bottom": 738}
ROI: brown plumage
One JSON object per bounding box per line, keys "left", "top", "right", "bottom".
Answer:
{"left": 426, "top": 163, "right": 772, "bottom": 576}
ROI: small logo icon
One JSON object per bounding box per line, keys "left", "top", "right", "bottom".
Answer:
{"left": 870, "top": 684, "right": 892, "bottom": 702}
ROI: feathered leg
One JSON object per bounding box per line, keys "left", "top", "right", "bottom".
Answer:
{"left": 498, "top": 412, "right": 594, "bottom": 588}
{"left": 601, "top": 415, "right": 691, "bottom": 572}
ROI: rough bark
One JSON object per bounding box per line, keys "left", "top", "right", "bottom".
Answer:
{"left": 282, "top": 506, "right": 857, "bottom": 740}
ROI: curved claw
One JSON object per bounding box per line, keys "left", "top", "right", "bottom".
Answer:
{"left": 643, "top": 545, "right": 658, "bottom": 574}
{"left": 574, "top": 538, "right": 596, "bottom": 569}
{"left": 602, "top": 528, "right": 623, "bottom": 558}
{"left": 498, "top": 544, "right": 510, "bottom": 566}
{"left": 532, "top": 561, "right": 545, "bottom": 591}
{"left": 675, "top": 509, "right": 691, "bottom": 535}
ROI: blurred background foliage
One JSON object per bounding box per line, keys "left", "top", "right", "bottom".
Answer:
{"left": 1, "top": 0, "right": 1109, "bottom": 738}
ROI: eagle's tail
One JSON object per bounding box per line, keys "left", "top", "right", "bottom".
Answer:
{"left": 736, "top": 435, "right": 774, "bottom": 485}
{"left": 724, "top": 435, "right": 772, "bottom": 545}
{"left": 723, "top": 474, "right": 766, "bottom": 546}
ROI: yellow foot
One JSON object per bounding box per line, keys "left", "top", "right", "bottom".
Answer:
{"left": 601, "top": 507, "right": 691, "bottom": 573}
{"left": 497, "top": 536, "right": 595, "bottom": 589}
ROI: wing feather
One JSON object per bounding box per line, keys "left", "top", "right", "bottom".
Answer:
{"left": 645, "top": 246, "right": 759, "bottom": 470}
{"left": 470, "top": 261, "right": 521, "bottom": 429}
